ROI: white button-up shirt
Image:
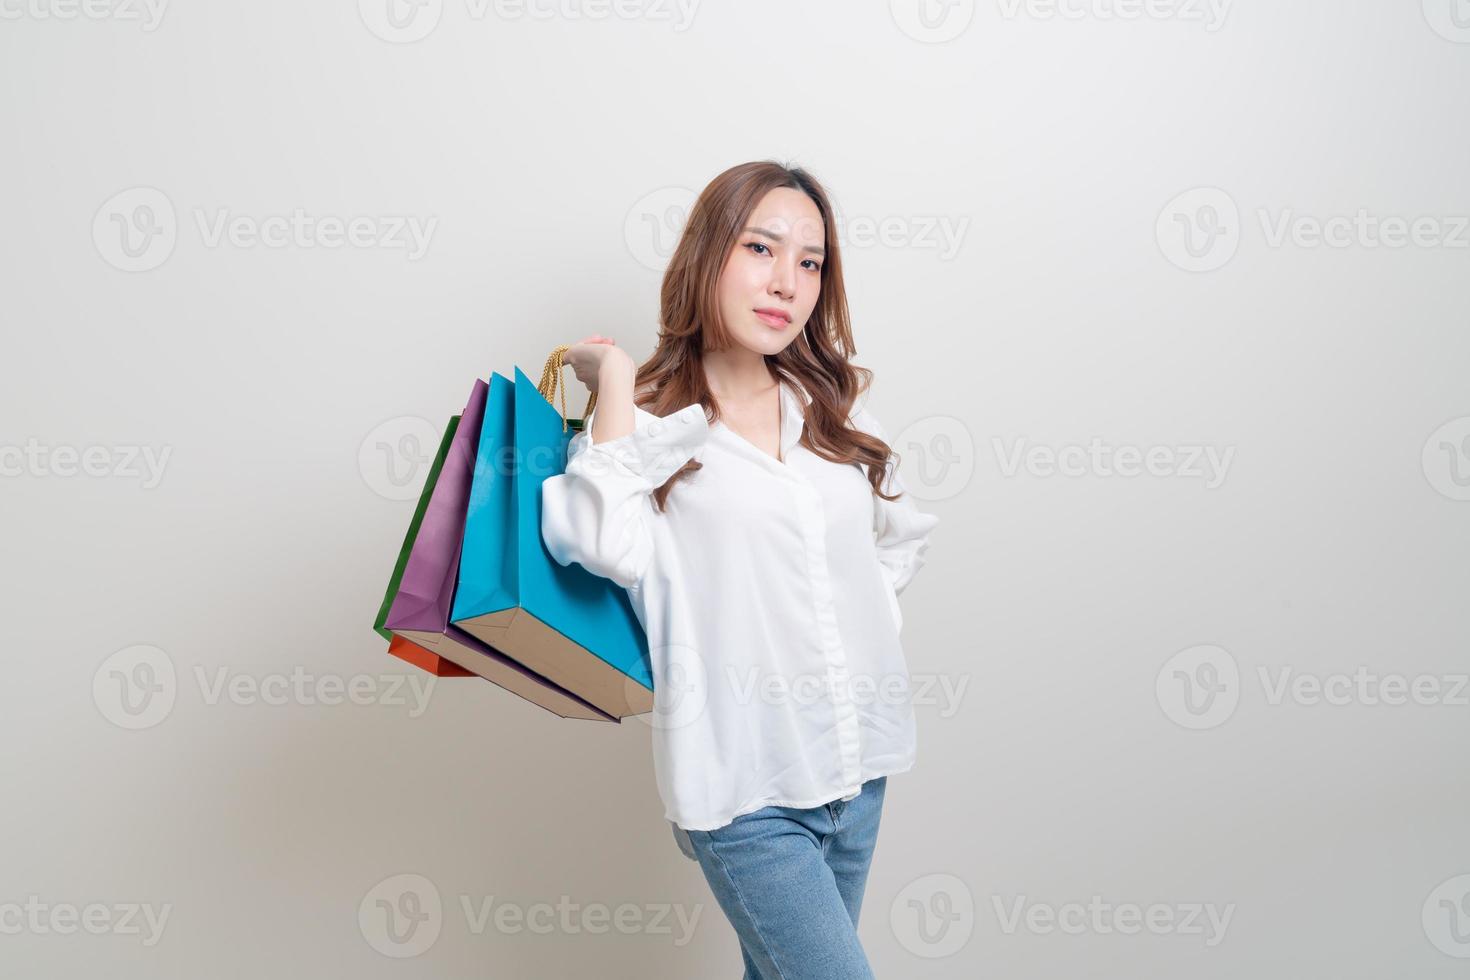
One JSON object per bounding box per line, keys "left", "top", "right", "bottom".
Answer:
{"left": 539, "top": 376, "right": 940, "bottom": 832}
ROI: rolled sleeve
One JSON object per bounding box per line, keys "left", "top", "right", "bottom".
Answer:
{"left": 540, "top": 402, "right": 709, "bottom": 590}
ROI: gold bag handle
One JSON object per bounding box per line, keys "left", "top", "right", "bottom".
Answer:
{"left": 538, "top": 345, "right": 597, "bottom": 434}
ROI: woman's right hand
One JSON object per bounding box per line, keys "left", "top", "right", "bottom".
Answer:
{"left": 564, "top": 335, "right": 632, "bottom": 394}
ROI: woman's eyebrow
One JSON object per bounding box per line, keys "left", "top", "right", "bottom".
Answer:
{"left": 744, "top": 226, "right": 826, "bottom": 256}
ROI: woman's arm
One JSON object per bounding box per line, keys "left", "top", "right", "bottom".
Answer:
{"left": 852, "top": 405, "right": 941, "bottom": 604}
{"left": 580, "top": 340, "right": 637, "bottom": 446}
{"left": 540, "top": 344, "right": 708, "bottom": 590}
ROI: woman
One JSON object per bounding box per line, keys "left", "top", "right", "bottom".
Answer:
{"left": 540, "top": 161, "right": 940, "bottom": 979}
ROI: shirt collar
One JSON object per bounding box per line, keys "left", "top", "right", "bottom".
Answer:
{"left": 779, "top": 376, "right": 809, "bottom": 459}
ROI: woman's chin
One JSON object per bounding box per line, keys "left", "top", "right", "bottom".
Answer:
{"left": 730, "top": 330, "right": 795, "bottom": 358}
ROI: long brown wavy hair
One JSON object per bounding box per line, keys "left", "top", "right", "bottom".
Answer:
{"left": 632, "top": 160, "right": 903, "bottom": 513}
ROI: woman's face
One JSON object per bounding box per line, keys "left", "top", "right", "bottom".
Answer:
{"left": 715, "top": 187, "right": 825, "bottom": 357}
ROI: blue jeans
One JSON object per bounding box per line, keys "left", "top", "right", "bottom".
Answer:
{"left": 676, "top": 776, "right": 888, "bottom": 980}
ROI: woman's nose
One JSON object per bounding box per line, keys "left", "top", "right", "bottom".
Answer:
{"left": 769, "top": 264, "right": 795, "bottom": 298}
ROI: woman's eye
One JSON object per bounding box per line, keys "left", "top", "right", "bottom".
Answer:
{"left": 746, "top": 242, "right": 820, "bottom": 271}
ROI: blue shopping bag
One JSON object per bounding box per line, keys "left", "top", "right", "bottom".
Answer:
{"left": 450, "top": 367, "right": 654, "bottom": 720}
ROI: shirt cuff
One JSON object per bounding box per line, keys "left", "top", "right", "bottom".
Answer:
{"left": 571, "top": 402, "right": 711, "bottom": 487}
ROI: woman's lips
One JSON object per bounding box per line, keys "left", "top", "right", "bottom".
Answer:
{"left": 755, "top": 310, "right": 789, "bottom": 328}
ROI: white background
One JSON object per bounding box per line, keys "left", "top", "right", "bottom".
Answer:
{"left": 2, "top": 1, "right": 1468, "bottom": 976}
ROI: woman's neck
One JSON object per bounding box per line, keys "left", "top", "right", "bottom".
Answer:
{"left": 702, "top": 347, "right": 776, "bottom": 404}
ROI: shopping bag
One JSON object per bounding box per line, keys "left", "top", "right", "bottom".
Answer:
{"left": 388, "top": 635, "right": 475, "bottom": 677}
{"left": 384, "top": 378, "right": 616, "bottom": 722}
{"left": 450, "top": 364, "right": 655, "bottom": 720}
{"left": 372, "top": 414, "right": 474, "bottom": 677}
